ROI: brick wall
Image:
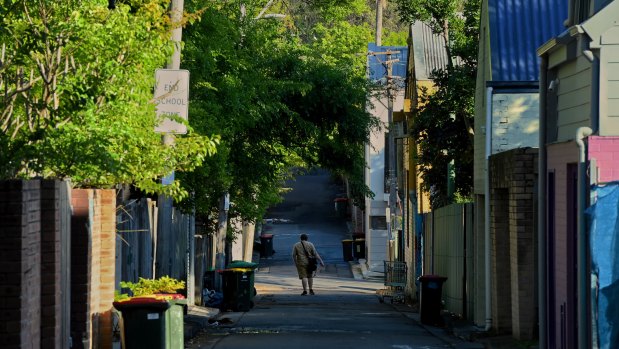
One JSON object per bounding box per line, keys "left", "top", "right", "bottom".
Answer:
{"left": 95, "top": 190, "right": 116, "bottom": 349}
{"left": 71, "top": 189, "right": 92, "bottom": 348}
{"left": 0, "top": 182, "right": 113, "bottom": 349}
{"left": 40, "top": 181, "right": 63, "bottom": 349}
{"left": 490, "top": 188, "right": 512, "bottom": 333}
{"left": 0, "top": 180, "right": 42, "bottom": 349}
{"left": 490, "top": 148, "right": 539, "bottom": 339}
{"left": 70, "top": 189, "right": 116, "bottom": 349}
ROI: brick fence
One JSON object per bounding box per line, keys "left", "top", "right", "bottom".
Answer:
{"left": 0, "top": 180, "right": 42, "bottom": 349}
{"left": 71, "top": 189, "right": 116, "bottom": 349}
{"left": 490, "top": 148, "right": 539, "bottom": 340}
{"left": 0, "top": 181, "right": 115, "bottom": 349}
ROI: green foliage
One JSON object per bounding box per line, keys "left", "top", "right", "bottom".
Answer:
{"left": 177, "top": 0, "right": 379, "bottom": 229}
{"left": 397, "top": 0, "right": 480, "bottom": 208}
{"left": 413, "top": 65, "right": 476, "bottom": 208}
{"left": 382, "top": 29, "right": 408, "bottom": 46}
{"left": 0, "top": 0, "right": 216, "bottom": 199}
{"left": 393, "top": 0, "right": 459, "bottom": 35}
{"left": 119, "top": 276, "right": 185, "bottom": 297}
{"left": 114, "top": 290, "right": 130, "bottom": 302}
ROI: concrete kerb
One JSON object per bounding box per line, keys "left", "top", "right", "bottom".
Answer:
{"left": 184, "top": 305, "right": 221, "bottom": 340}
{"left": 388, "top": 303, "right": 485, "bottom": 349}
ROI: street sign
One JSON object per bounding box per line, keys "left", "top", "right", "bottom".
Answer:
{"left": 154, "top": 69, "right": 189, "bottom": 134}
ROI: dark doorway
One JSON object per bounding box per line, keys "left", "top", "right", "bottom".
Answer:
{"left": 547, "top": 171, "right": 556, "bottom": 348}
{"left": 566, "top": 163, "right": 578, "bottom": 348}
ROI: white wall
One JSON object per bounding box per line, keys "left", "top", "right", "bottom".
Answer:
{"left": 491, "top": 93, "right": 540, "bottom": 154}
{"left": 367, "top": 229, "right": 389, "bottom": 272}
{"left": 365, "top": 92, "right": 405, "bottom": 272}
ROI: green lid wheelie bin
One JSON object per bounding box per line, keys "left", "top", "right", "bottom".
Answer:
{"left": 228, "top": 261, "right": 259, "bottom": 303}
{"left": 114, "top": 294, "right": 186, "bottom": 349}
{"left": 220, "top": 268, "right": 254, "bottom": 312}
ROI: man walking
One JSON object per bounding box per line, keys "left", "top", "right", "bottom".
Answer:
{"left": 292, "top": 233, "right": 325, "bottom": 295}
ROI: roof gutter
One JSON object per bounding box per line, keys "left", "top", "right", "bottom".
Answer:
{"left": 536, "top": 26, "right": 584, "bottom": 57}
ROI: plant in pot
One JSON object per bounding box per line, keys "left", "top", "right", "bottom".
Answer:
{"left": 113, "top": 276, "right": 187, "bottom": 348}
{"left": 115, "top": 276, "right": 186, "bottom": 301}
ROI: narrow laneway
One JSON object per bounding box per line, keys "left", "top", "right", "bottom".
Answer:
{"left": 187, "top": 169, "right": 452, "bottom": 349}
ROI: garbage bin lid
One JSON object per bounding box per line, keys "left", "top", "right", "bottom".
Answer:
{"left": 113, "top": 294, "right": 185, "bottom": 309}
{"left": 226, "top": 268, "right": 254, "bottom": 272}
{"left": 261, "top": 234, "right": 273, "bottom": 238}
{"left": 417, "top": 275, "right": 448, "bottom": 281}
{"left": 334, "top": 197, "right": 348, "bottom": 202}
{"left": 228, "top": 260, "right": 259, "bottom": 269}
{"left": 341, "top": 239, "right": 353, "bottom": 242}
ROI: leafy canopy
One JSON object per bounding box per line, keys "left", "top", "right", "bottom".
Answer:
{"left": 394, "top": 0, "right": 480, "bottom": 208}
{"left": 178, "top": 0, "right": 380, "bottom": 229}
{"left": 0, "top": 0, "right": 217, "bottom": 199}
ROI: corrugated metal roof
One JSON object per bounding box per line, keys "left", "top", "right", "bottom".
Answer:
{"left": 367, "top": 43, "right": 408, "bottom": 81}
{"left": 489, "top": 0, "right": 568, "bottom": 82}
{"left": 411, "top": 21, "right": 450, "bottom": 81}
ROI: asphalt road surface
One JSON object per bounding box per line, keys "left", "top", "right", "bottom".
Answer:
{"left": 186, "top": 169, "right": 452, "bottom": 349}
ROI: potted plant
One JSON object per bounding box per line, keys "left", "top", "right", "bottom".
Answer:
{"left": 113, "top": 276, "right": 187, "bottom": 349}
{"left": 117, "top": 276, "right": 186, "bottom": 299}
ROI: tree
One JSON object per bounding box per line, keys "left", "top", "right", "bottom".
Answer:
{"left": 178, "top": 0, "right": 380, "bottom": 231}
{"left": 394, "top": 0, "right": 480, "bottom": 208}
{"left": 0, "top": 0, "right": 216, "bottom": 199}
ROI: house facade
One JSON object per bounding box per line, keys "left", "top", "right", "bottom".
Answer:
{"left": 537, "top": 1, "right": 619, "bottom": 347}
{"left": 364, "top": 43, "right": 408, "bottom": 272}
{"left": 401, "top": 21, "right": 450, "bottom": 300}
{"left": 473, "top": 0, "right": 566, "bottom": 339}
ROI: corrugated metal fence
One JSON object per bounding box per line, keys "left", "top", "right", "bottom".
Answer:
{"left": 423, "top": 203, "right": 474, "bottom": 319}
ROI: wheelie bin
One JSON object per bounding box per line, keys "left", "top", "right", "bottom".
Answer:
{"left": 228, "top": 261, "right": 258, "bottom": 303}
{"left": 341, "top": 239, "right": 354, "bottom": 261}
{"left": 220, "top": 268, "right": 255, "bottom": 312}
{"left": 260, "top": 234, "right": 274, "bottom": 258}
{"left": 334, "top": 198, "right": 348, "bottom": 217}
{"left": 203, "top": 268, "right": 216, "bottom": 290}
{"left": 418, "top": 275, "right": 448, "bottom": 326}
{"left": 113, "top": 294, "right": 186, "bottom": 349}
{"left": 353, "top": 239, "right": 365, "bottom": 259}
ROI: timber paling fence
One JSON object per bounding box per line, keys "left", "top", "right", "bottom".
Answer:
{"left": 422, "top": 203, "right": 474, "bottom": 319}
{"left": 115, "top": 197, "right": 206, "bottom": 305}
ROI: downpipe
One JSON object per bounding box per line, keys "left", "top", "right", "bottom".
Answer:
{"left": 576, "top": 126, "right": 592, "bottom": 349}
{"left": 484, "top": 87, "right": 493, "bottom": 331}
{"left": 538, "top": 56, "right": 548, "bottom": 349}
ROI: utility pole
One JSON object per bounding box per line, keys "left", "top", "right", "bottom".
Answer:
{"left": 214, "top": 193, "right": 229, "bottom": 291}
{"left": 375, "top": 0, "right": 384, "bottom": 46}
{"left": 156, "top": 0, "right": 195, "bottom": 305}
{"left": 167, "top": 0, "right": 183, "bottom": 71}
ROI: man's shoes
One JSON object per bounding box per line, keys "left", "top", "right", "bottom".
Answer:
{"left": 309, "top": 289, "right": 315, "bottom": 295}
{"left": 301, "top": 291, "right": 308, "bottom": 296}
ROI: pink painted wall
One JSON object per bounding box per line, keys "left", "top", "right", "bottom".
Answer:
{"left": 588, "top": 136, "right": 619, "bottom": 183}
{"left": 547, "top": 141, "right": 579, "bottom": 348}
